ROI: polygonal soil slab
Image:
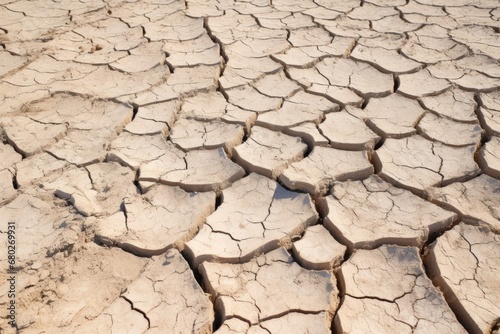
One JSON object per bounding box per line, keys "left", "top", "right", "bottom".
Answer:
{"left": 315, "top": 57, "right": 394, "bottom": 97}
{"left": 256, "top": 91, "right": 339, "bottom": 131}
{"left": 479, "top": 136, "right": 500, "bottom": 178}
{"left": 319, "top": 175, "right": 457, "bottom": 252}
{"left": 216, "top": 313, "right": 331, "bottom": 334}
{"left": 426, "top": 174, "right": 500, "bottom": 232}
{"left": 3, "top": 243, "right": 148, "bottom": 333}
{"left": 200, "top": 247, "right": 338, "bottom": 327}
{"left": 292, "top": 225, "right": 346, "bottom": 270}
{"left": 14, "top": 153, "right": 68, "bottom": 187}
{"left": 233, "top": 126, "right": 307, "bottom": 179}
{"left": 77, "top": 249, "right": 214, "bottom": 333}
{"left": 398, "top": 69, "right": 451, "bottom": 98}
{"left": 334, "top": 245, "right": 467, "bottom": 334}
{"left": 156, "top": 148, "right": 245, "bottom": 192}
{"left": 170, "top": 118, "right": 244, "bottom": 153}
{"left": 419, "top": 88, "right": 477, "bottom": 122}
{"left": 96, "top": 184, "right": 215, "bottom": 256}
{"left": 375, "top": 135, "right": 480, "bottom": 194}
{"left": 43, "top": 164, "right": 137, "bottom": 217}
{"left": 417, "top": 113, "right": 482, "bottom": 147}
{"left": 319, "top": 111, "right": 380, "bottom": 150}
{"left": 280, "top": 146, "right": 373, "bottom": 196}
{"left": 427, "top": 223, "right": 500, "bottom": 334}
{"left": 185, "top": 173, "right": 318, "bottom": 267}
{"left": 0, "top": 195, "right": 78, "bottom": 269}
{"left": 348, "top": 93, "right": 426, "bottom": 139}
{"left": 0, "top": 94, "right": 132, "bottom": 164}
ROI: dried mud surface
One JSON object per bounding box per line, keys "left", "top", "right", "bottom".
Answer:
{"left": 0, "top": 0, "right": 499, "bottom": 333}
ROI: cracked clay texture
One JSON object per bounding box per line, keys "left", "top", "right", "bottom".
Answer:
{"left": 0, "top": 0, "right": 499, "bottom": 333}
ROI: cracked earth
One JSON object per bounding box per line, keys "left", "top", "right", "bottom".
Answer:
{"left": 0, "top": 0, "right": 499, "bottom": 333}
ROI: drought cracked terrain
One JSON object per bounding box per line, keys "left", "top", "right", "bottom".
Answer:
{"left": 0, "top": 0, "right": 499, "bottom": 333}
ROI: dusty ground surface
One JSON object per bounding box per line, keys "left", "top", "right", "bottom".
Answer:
{"left": 0, "top": 0, "right": 499, "bottom": 333}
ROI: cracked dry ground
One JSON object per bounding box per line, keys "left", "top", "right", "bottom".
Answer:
{"left": 0, "top": 0, "right": 500, "bottom": 333}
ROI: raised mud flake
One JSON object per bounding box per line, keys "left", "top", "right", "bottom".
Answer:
{"left": 398, "top": 69, "right": 451, "bottom": 98}
{"left": 376, "top": 135, "right": 480, "bottom": 194}
{"left": 256, "top": 91, "right": 339, "bottom": 131}
{"left": 170, "top": 118, "right": 244, "bottom": 153}
{"left": 479, "top": 137, "right": 500, "bottom": 179}
{"left": 346, "top": 94, "right": 425, "bottom": 138}
{"left": 157, "top": 148, "right": 246, "bottom": 192}
{"left": 6, "top": 243, "right": 148, "bottom": 333}
{"left": 319, "top": 111, "right": 380, "bottom": 150}
{"left": 96, "top": 184, "right": 215, "bottom": 256}
{"left": 185, "top": 173, "right": 317, "bottom": 267}
{"left": 320, "top": 175, "right": 457, "bottom": 252}
{"left": 199, "top": 247, "right": 338, "bottom": 326}
{"left": 233, "top": 126, "right": 307, "bottom": 179}
{"left": 280, "top": 146, "right": 374, "bottom": 196}
{"left": 419, "top": 88, "right": 477, "bottom": 122}
{"left": 350, "top": 45, "right": 422, "bottom": 74}
{"left": 417, "top": 113, "right": 482, "bottom": 147}
{"left": 292, "top": 225, "right": 346, "bottom": 270}
{"left": 427, "top": 223, "right": 500, "bottom": 334}
{"left": 335, "top": 245, "right": 467, "bottom": 334}
{"left": 315, "top": 57, "right": 394, "bottom": 98}
{"left": 114, "top": 249, "right": 213, "bottom": 333}
{"left": 426, "top": 174, "right": 500, "bottom": 232}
